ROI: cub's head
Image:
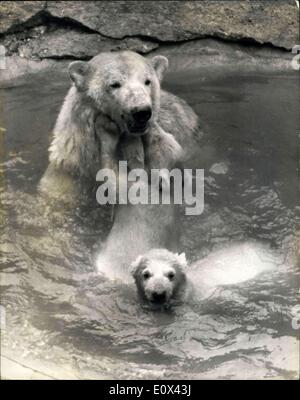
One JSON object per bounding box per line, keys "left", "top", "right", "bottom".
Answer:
{"left": 68, "top": 51, "right": 168, "bottom": 136}
{"left": 131, "top": 249, "right": 187, "bottom": 308}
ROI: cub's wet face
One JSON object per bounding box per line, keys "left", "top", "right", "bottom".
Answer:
{"left": 131, "top": 249, "right": 187, "bottom": 307}
{"left": 68, "top": 51, "right": 168, "bottom": 136}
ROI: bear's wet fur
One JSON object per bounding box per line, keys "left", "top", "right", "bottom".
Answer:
{"left": 131, "top": 243, "right": 276, "bottom": 308}
{"left": 39, "top": 51, "right": 201, "bottom": 202}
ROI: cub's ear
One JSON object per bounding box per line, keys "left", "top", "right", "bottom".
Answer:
{"left": 176, "top": 252, "right": 187, "bottom": 268}
{"left": 130, "top": 255, "right": 144, "bottom": 278}
{"left": 68, "top": 61, "right": 90, "bottom": 90}
{"left": 150, "top": 55, "right": 169, "bottom": 82}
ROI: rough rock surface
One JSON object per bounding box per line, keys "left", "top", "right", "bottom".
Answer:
{"left": 0, "top": 1, "right": 298, "bottom": 62}
{"left": 0, "top": 1, "right": 46, "bottom": 33}
{"left": 46, "top": 0, "right": 298, "bottom": 49}
{"left": 17, "top": 29, "right": 158, "bottom": 59}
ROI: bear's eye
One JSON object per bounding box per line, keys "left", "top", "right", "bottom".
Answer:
{"left": 143, "top": 271, "right": 151, "bottom": 280}
{"left": 145, "top": 79, "right": 151, "bottom": 86}
{"left": 167, "top": 271, "right": 175, "bottom": 280}
{"left": 110, "top": 82, "right": 121, "bottom": 89}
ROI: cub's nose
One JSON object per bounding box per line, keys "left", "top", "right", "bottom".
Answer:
{"left": 151, "top": 291, "right": 167, "bottom": 303}
{"left": 131, "top": 107, "right": 152, "bottom": 123}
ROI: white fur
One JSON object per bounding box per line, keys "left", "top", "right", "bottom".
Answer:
{"left": 131, "top": 242, "right": 276, "bottom": 306}
{"left": 40, "top": 51, "right": 200, "bottom": 199}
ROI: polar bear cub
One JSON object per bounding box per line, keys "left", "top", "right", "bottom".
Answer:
{"left": 131, "top": 242, "right": 276, "bottom": 307}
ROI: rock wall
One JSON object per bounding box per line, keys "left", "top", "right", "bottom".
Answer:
{"left": 0, "top": 0, "right": 298, "bottom": 62}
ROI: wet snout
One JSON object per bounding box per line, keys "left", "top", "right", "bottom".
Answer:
{"left": 122, "top": 85, "right": 152, "bottom": 135}
{"left": 146, "top": 277, "right": 171, "bottom": 305}
{"left": 131, "top": 106, "right": 152, "bottom": 125}
{"left": 151, "top": 290, "right": 167, "bottom": 304}
{"left": 126, "top": 105, "right": 152, "bottom": 135}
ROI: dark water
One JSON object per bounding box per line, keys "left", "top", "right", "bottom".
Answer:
{"left": 0, "top": 64, "right": 299, "bottom": 379}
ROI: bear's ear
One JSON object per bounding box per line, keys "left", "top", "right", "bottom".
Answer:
{"left": 130, "top": 255, "right": 144, "bottom": 278}
{"left": 176, "top": 252, "right": 187, "bottom": 268}
{"left": 68, "top": 61, "right": 90, "bottom": 90}
{"left": 150, "top": 55, "right": 169, "bottom": 82}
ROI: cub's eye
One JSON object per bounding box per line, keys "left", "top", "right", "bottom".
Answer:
{"left": 167, "top": 271, "right": 175, "bottom": 280}
{"left": 143, "top": 271, "right": 151, "bottom": 280}
{"left": 145, "top": 79, "right": 151, "bottom": 86}
{"left": 110, "top": 82, "right": 121, "bottom": 89}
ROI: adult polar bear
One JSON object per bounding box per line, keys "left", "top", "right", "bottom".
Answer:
{"left": 39, "top": 51, "right": 201, "bottom": 201}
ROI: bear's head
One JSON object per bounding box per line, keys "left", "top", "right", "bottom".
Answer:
{"left": 131, "top": 248, "right": 187, "bottom": 308}
{"left": 68, "top": 51, "right": 168, "bottom": 136}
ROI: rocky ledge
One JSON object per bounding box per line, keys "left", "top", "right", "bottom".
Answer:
{"left": 0, "top": 1, "right": 298, "bottom": 61}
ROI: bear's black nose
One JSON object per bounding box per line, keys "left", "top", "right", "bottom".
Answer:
{"left": 132, "top": 107, "right": 152, "bottom": 124}
{"left": 151, "top": 291, "right": 167, "bottom": 303}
